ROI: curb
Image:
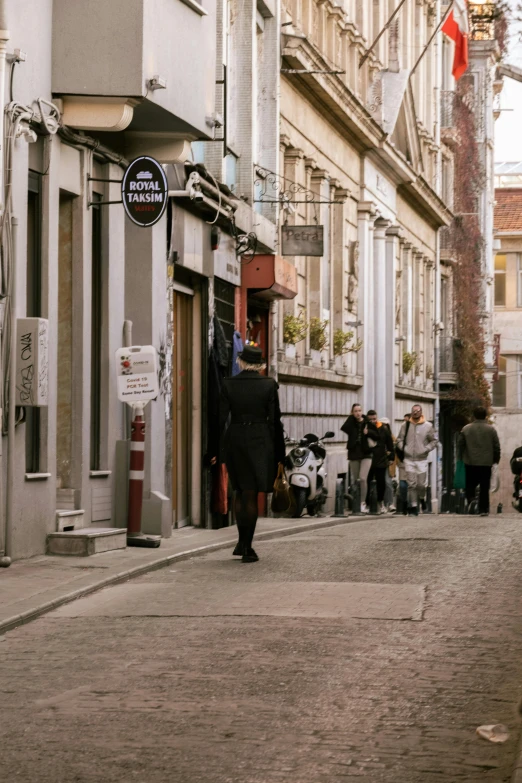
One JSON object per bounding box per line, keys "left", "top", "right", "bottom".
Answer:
{"left": 0, "top": 513, "right": 379, "bottom": 635}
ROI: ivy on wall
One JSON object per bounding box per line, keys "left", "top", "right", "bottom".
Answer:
{"left": 445, "top": 82, "right": 491, "bottom": 416}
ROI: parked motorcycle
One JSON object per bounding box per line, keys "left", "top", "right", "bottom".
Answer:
{"left": 285, "top": 432, "right": 335, "bottom": 518}
{"left": 511, "top": 448, "right": 522, "bottom": 512}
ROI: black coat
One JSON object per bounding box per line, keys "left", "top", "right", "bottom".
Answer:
{"left": 371, "top": 423, "right": 394, "bottom": 468}
{"left": 221, "top": 371, "right": 285, "bottom": 492}
{"left": 341, "top": 415, "right": 374, "bottom": 460}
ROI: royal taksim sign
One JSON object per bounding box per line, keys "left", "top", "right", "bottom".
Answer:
{"left": 121, "top": 156, "right": 168, "bottom": 227}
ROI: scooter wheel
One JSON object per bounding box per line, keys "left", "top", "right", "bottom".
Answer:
{"left": 292, "top": 488, "right": 307, "bottom": 518}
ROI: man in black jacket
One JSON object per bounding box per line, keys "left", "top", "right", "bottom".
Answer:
{"left": 458, "top": 406, "right": 500, "bottom": 517}
{"left": 366, "top": 410, "right": 394, "bottom": 514}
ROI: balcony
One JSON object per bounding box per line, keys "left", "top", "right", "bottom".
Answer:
{"left": 52, "top": 0, "right": 216, "bottom": 145}
{"left": 439, "top": 337, "right": 458, "bottom": 385}
{"left": 469, "top": 3, "right": 496, "bottom": 41}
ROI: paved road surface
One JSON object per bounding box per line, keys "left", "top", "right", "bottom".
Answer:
{"left": 2, "top": 514, "right": 522, "bottom": 782}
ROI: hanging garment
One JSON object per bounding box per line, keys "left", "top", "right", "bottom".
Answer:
{"left": 232, "top": 330, "right": 244, "bottom": 376}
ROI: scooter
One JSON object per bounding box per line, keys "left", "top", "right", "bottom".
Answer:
{"left": 511, "top": 450, "right": 522, "bottom": 512}
{"left": 285, "top": 432, "right": 335, "bottom": 518}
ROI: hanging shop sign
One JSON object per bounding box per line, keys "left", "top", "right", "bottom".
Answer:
{"left": 121, "top": 156, "right": 168, "bottom": 227}
{"left": 281, "top": 225, "right": 324, "bottom": 257}
{"left": 115, "top": 345, "right": 159, "bottom": 405}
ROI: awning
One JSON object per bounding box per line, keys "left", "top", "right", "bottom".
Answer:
{"left": 241, "top": 254, "right": 297, "bottom": 301}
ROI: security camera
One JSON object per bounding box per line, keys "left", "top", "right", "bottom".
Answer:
{"left": 436, "top": 321, "right": 444, "bottom": 331}
{"left": 192, "top": 189, "right": 205, "bottom": 204}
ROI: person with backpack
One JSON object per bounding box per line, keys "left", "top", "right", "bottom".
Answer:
{"left": 396, "top": 405, "right": 437, "bottom": 516}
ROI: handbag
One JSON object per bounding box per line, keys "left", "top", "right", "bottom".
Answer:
{"left": 453, "top": 459, "right": 466, "bottom": 490}
{"left": 271, "top": 463, "right": 292, "bottom": 513}
{"left": 367, "top": 437, "right": 377, "bottom": 449}
{"left": 395, "top": 420, "right": 410, "bottom": 462}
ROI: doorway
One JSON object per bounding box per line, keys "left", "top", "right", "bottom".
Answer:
{"left": 172, "top": 291, "right": 193, "bottom": 527}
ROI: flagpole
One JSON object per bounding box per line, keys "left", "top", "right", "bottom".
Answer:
{"left": 359, "top": 0, "right": 410, "bottom": 69}
{"left": 410, "top": 1, "right": 455, "bottom": 77}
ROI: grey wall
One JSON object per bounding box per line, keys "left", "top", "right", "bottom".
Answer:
{"left": 52, "top": 0, "right": 217, "bottom": 137}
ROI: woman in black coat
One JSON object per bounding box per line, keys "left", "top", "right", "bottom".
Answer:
{"left": 221, "top": 345, "right": 285, "bottom": 563}
{"left": 341, "top": 403, "right": 376, "bottom": 514}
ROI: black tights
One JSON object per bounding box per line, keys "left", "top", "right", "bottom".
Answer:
{"left": 234, "top": 490, "right": 258, "bottom": 550}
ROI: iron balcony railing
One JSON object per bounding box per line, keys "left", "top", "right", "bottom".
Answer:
{"left": 440, "top": 337, "right": 457, "bottom": 374}
{"left": 469, "top": 3, "right": 496, "bottom": 41}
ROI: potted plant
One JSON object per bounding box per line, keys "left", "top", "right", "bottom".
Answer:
{"left": 333, "top": 328, "right": 363, "bottom": 356}
{"left": 402, "top": 350, "right": 417, "bottom": 376}
{"left": 309, "top": 317, "right": 329, "bottom": 364}
{"left": 283, "top": 309, "right": 307, "bottom": 360}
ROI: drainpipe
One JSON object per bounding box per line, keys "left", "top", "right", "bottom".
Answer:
{"left": 0, "top": 0, "right": 9, "bottom": 214}
{"left": 432, "top": 0, "right": 442, "bottom": 512}
{"left": 4, "top": 216, "right": 17, "bottom": 564}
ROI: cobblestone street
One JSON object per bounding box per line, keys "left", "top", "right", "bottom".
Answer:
{"left": 2, "top": 514, "right": 522, "bottom": 782}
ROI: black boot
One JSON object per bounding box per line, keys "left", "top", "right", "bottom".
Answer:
{"left": 233, "top": 522, "right": 247, "bottom": 556}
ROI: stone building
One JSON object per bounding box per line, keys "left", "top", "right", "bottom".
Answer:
{"left": 0, "top": 0, "right": 270, "bottom": 560}
{"left": 492, "top": 178, "right": 522, "bottom": 510}
{"left": 273, "top": 0, "right": 453, "bottom": 505}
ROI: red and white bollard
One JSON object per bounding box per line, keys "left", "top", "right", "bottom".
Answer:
{"left": 127, "top": 402, "right": 161, "bottom": 548}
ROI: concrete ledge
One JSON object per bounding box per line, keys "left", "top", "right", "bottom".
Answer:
{"left": 47, "top": 527, "right": 126, "bottom": 556}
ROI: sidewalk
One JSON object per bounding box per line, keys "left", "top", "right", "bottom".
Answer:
{"left": 0, "top": 514, "right": 367, "bottom": 635}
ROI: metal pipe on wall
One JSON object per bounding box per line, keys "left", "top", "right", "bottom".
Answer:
{"left": 190, "top": 285, "right": 202, "bottom": 527}
{"left": 5, "top": 216, "right": 18, "bottom": 563}
{"left": 0, "top": 0, "right": 9, "bottom": 214}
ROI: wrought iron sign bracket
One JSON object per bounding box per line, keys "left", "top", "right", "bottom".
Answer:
{"left": 88, "top": 175, "right": 124, "bottom": 208}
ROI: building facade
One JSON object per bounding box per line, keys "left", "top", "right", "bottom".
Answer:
{"left": 492, "top": 179, "right": 522, "bottom": 511}
{"left": 1, "top": 1, "right": 506, "bottom": 562}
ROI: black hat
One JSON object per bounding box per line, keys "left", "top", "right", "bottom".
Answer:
{"left": 239, "top": 345, "right": 265, "bottom": 364}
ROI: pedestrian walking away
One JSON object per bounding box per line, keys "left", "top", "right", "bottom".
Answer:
{"left": 220, "top": 345, "right": 285, "bottom": 562}
{"left": 366, "top": 411, "right": 394, "bottom": 514}
{"left": 341, "top": 403, "right": 375, "bottom": 514}
{"left": 396, "top": 405, "right": 437, "bottom": 516}
{"left": 458, "top": 406, "right": 500, "bottom": 516}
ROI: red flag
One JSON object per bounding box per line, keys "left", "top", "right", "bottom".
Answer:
{"left": 442, "top": 0, "right": 469, "bottom": 81}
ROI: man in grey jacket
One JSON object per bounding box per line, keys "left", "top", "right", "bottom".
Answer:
{"left": 458, "top": 406, "right": 500, "bottom": 516}
{"left": 397, "top": 404, "right": 437, "bottom": 516}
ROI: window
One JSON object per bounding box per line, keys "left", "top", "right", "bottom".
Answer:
{"left": 26, "top": 171, "right": 42, "bottom": 473}
{"left": 494, "top": 254, "right": 506, "bottom": 306}
{"left": 492, "top": 354, "right": 507, "bottom": 407}
{"left": 90, "top": 195, "right": 103, "bottom": 471}
{"left": 224, "top": 151, "right": 238, "bottom": 193}
{"left": 517, "top": 253, "right": 522, "bottom": 307}
{"left": 518, "top": 255, "right": 522, "bottom": 308}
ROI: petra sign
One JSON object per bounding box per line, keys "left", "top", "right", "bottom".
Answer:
{"left": 282, "top": 225, "right": 324, "bottom": 257}
{"left": 121, "top": 156, "right": 168, "bottom": 227}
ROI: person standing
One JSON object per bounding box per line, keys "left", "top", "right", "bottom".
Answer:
{"left": 341, "top": 403, "right": 374, "bottom": 514}
{"left": 379, "top": 417, "right": 396, "bottom": 512}
{"left": 221, "top": 345, "right": 285, "bottom": 562}
{"left": 366, "top": 411, "right": 394, "bottom": 514}
{"left": 396, "top": 405, "right": 437, "bottom": 516}
{"left": 458, "top": 406, "right": 500, "bottom": 517}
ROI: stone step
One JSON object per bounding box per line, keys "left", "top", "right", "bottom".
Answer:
{"left": 47, "top": 527, "right": 126, "bottom": 557}
{"left": 56, "top": 509, "right": 85, "bottom": 532}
